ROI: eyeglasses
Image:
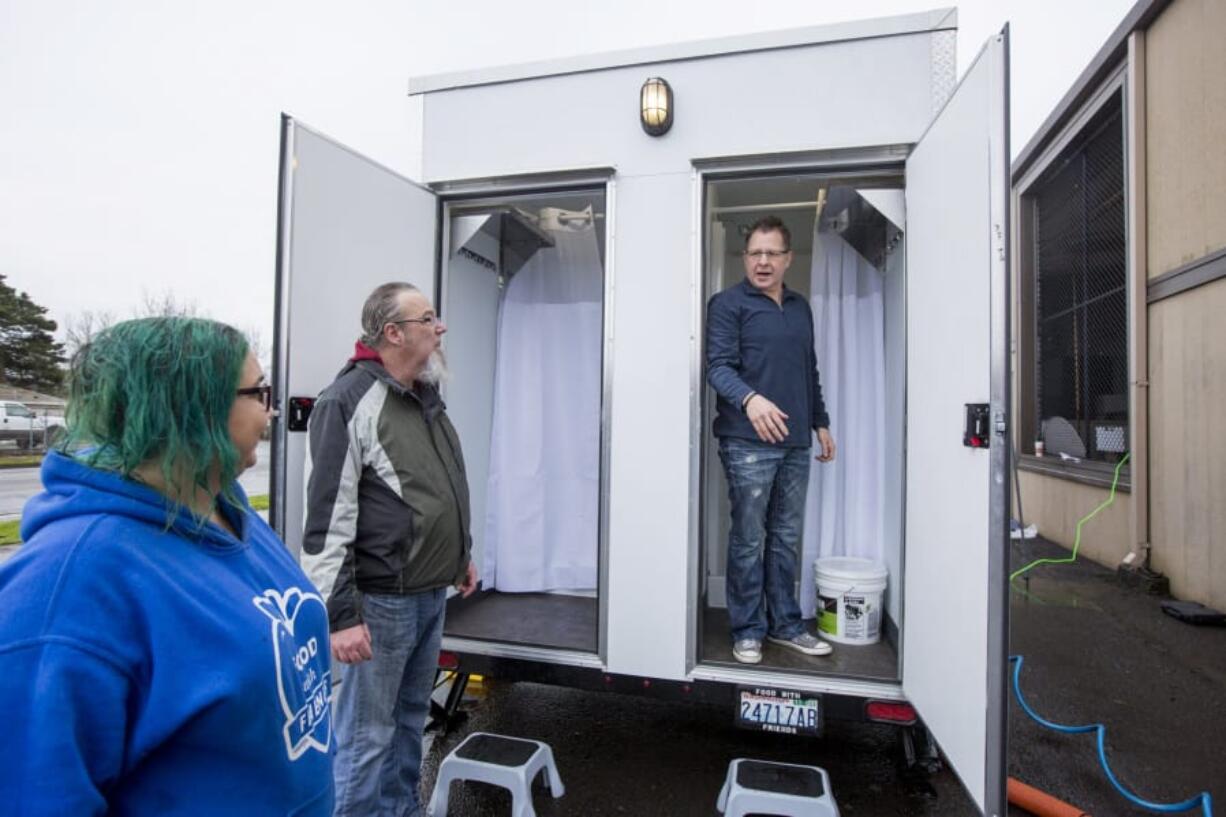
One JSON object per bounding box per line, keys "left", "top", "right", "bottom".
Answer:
{"left": 743, "top": 249, "right": 791, "bottom": 260}
{"left": 389, "top": 314, "right": 438, "bottom": 328}
{"left": 236, "top": 384, "right": 273, "bottom": 411}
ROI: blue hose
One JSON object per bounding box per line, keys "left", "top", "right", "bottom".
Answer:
{"left": 1010, "top": 655, "right": 1213, "bottom": 816}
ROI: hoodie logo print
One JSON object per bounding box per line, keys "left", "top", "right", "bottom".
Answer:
{"left": 253, "top": 587, "right": 332, "bottom": 760}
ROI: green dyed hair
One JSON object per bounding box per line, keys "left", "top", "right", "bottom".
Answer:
{"left": 58, "top": 317, "right": 251, "bottom": 520}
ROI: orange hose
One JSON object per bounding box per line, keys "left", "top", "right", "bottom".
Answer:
{"left": 1007, "top": 777, "right": 1090, "bottom": 817}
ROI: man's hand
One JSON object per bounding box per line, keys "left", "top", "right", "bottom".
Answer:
{"left": 457, "top": 560, "right": 478, "bottom": 598}
{"left": 745, "top": 394, "right": 789, "bottom": 444}
{"left": 332, "top": 623, "right": 373, "bottom": 664}
{"left": 816, "top": 427, "right": 836, "bottom": 463}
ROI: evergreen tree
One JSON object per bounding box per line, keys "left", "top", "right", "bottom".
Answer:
{"left": 0, "top": 274, "right": 66, "bottom": 393}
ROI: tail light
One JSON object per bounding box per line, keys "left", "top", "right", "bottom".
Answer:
{"left": 865, "top": 700, "right": 918, "bottom": 725}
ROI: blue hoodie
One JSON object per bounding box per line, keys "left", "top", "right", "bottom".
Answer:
{"left": 0, "top": 452, "right": 334, "bottom": 815}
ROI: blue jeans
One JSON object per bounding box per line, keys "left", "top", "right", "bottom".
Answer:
{"left": 333, "top": 589, "right": 446, "bottom": 817}
{"left": 719, "top": 438, "right": 811, "bottom": 643}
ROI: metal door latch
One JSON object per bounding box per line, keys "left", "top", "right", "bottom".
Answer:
{"left": 964, "top": 403, "right": 990, "bottom": 449}
{"left": 287, "top": 397, "right": 316, "bottom": 432}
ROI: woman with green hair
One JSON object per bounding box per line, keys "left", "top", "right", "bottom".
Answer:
{"left": 0, "top": 317, "right": 334, "bottom": 815}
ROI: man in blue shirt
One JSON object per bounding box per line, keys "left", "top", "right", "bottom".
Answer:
{"left": 706, "top": 215, "right": 837, "bottom": 665}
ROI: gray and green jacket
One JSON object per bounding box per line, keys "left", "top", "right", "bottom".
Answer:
{"left": 302, "top": 358, "right": 472, "bottom": 632}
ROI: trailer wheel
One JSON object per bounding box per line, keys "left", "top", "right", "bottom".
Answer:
{"left": 16, "top": 438, "right": 30, "bottom": 451}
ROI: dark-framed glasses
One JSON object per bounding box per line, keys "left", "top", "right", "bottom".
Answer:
{"left": 743, "top": 249, "right": 791, "bottom": 260}
{"left": 389, "top": 314, "right": 438, "bottom": 328}
{"left": 236, "top": 384, "right": 273, "bottom": 411}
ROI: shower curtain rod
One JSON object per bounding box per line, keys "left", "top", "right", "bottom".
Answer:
{"left": 710, "top": 200, "right": 818, "bottom": 215}
{"left": 447, "top": 204, "right": 604, "bottom": 219}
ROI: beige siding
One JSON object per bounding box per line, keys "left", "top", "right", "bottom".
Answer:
{"left": 1145, "top": 0, "right": 1226, "bottom": 277}
{"left": 1148, "top": 277, "right": 1226, "bottom": 610}
{"left": 1015, "top": 471, "right": 1131, "bottom": 569}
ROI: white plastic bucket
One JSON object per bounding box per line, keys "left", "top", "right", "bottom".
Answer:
{"left": 814, "top": 557, "right": 888, "bottom": 646}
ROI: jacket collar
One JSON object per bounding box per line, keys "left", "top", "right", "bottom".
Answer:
{"left": 344, "top": 357, "right": 445, "bottom": 418}
{"left": 737, "top": 278, "right": 799, "bottom": 303}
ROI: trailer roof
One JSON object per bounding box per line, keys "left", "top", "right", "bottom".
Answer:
{"left": 408, "top": 7, "right": 956, "bottom": 96}
{"left": 1012, "top": 0, "right": 1172, "bottom": 182}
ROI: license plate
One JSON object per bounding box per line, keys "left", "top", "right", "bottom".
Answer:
{"left": 735, "top": 686, "right": 821, "bottom": 735}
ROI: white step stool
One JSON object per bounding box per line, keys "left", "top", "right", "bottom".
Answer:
{"left": 427, "top": 732, "right": 565, "bottom": 817}
{"left": 716, "top": 758, "right": 840, "bottom": 817}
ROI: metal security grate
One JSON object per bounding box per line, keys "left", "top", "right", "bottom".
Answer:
{"left": 1032, "top": 98, "right": 1128, "bottom": 462}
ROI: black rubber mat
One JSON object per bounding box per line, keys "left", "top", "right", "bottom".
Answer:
{"left": 455, "top": 733, "right": 540, "bottom": 766}
{"left": 444, "top": 590, "right": 598, "bottom": 652}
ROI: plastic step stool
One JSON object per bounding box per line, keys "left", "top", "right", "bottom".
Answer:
{"left": 716, "top": 758, "right": 840, "bottom": 817}
{"left": 427, "top": 732, "right": 565, "bottom": 817}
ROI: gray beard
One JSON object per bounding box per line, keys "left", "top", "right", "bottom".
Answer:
{"left": 418, "top": 348, "right": 449, "bottom": 385}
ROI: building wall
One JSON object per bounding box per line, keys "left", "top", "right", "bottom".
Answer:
{"left": 1013, "top": 472, "right": 1131, "bottom": 569}
{"left": 1147, "top": 278, "right": 1226, "bottom": 609}
{"left": 1144, "top": 0, "right": 1226, "bottom": 609}
{"left": 1012, "top": 0, "right": 1226, "bottom": 608}
{"left": 1145, "top": 0, "right": 1226, "bottom": 277}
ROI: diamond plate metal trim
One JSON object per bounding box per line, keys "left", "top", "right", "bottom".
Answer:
{"left": 930, "top": 30, "right": 956, "bottom": 114}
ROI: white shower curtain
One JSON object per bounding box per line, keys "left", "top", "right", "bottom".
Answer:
{"left": 482, "top": 225, "right": 603, "bottom": 592}
{"left": 800, "top": 229, "right": 887, "bottom": 618}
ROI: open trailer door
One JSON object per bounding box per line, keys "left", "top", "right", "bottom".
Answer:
{"left": 902, "top": 29, "right": 1010, "bottom": 816}
{"left": 270, "top": 116, "right": 438, "bottom": 550}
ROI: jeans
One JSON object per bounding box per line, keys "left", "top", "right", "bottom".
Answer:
{"left": 719, "top": 438, "right": 811, "bottom": 643}
{"left": 332, "top": 589, "right": 446, "bottom": 817}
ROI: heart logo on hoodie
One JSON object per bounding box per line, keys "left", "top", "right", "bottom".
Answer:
{"left": 253, "top": 587, "right": 332, "bottom": 760}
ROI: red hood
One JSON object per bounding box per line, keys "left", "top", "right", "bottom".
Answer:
{"left": 349, "top": 341, "right": 384, "bottom": 365}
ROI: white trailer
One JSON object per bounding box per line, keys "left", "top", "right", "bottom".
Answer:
{"left": 271, "top": 8, "right": 1011, "bottom": 814}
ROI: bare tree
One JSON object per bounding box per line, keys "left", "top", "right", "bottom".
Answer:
{"left": 61, "top": 309, "right": 117, "bottom": 359}
{"left": 62, "top": 292, "right": 203, "bottom": 360}
{"left": 135, "top": 290, "right": 203, "bottom": 320}
{"left": 240, "top": 324, "right": 273, "bottom": 375}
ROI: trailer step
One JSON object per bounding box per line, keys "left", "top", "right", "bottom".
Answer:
{"left": 716, "top": 758, "right": 840, "bottom": 817}
{"left": 427, "top": 732, "right": 564, "bottom": 817}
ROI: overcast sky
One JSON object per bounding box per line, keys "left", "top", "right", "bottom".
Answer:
{"left": 1, "top": 0, "right": 1138, "bottom": 350}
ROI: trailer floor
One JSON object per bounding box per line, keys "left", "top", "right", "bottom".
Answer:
{"left": 701, "top": 607, "right": 899, "bottom": 681}
{"left": 444, "top": 590, "right": 598, "bottom": 653}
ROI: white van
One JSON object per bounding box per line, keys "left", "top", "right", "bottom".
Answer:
{"left": 0, "top": 402, "right": 58, "bottom": 449}
{"left": 272, "top": 9, "right": 1011, "bottom": 814}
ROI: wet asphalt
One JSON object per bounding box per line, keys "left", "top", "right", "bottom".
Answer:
{"left": 1006, "top": 537, "right": 1226, "bottom": 816}
{"left": 420, "top": 538, "right": 1226, "bottom": 816}
{"left": 421, "top": 679, "right": 977, "bottom": 816}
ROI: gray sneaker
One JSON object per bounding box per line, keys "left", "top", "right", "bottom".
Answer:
{"left": 732, "top": 638, "right": 763, "bottom": 664}
{"left": 767, "top": 632, "right": 833, "bottom": 656}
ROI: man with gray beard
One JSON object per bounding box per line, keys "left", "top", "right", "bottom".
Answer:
{"left": 302, "top": 281, "right": 477, "bottom": 817}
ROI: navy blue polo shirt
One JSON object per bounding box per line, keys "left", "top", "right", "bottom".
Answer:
{"left": 705, "top": 279, "right": 830, "bottom": 448}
